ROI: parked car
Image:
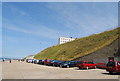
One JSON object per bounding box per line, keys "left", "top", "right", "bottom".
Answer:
{"left": 77, "top": 61, "right": 97, "bottom": 69}
{"left": 27, "top": 59, "right": 34, "bottom": 63}
{"left": 44, "top": 59, "right": 54, "bottom": 65}
{"left": 106, "top": 61, "right": 120, "bottom": 74}
{"left": 97, "top": 63, "right": 106, "bottom": 69}
{"left": 36, "top": 60, "right": 42, "bottom": 64}
{"left": 41, "top": 60, "right": 45, "bottom": 65}
{"left": 60, "top": 61, "right": 78, "bottom": 68}
{"left": 50, "top": 60, "right": 60, "bottom": 66}
{"left": 32, "top": 59, "right": 36, "bottom": 63}
{"left": 34, "top": 59, "right": 41, "bottom": 64}
{"left": 26, "top": 59, "right": 29, "bottom": 62}
{"left": 53, "top": 60, "right": 65, "bottom": 67}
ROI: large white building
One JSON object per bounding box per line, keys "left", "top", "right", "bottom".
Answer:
{"left": 59, "top": 37, "right": 75, "bottom": 44}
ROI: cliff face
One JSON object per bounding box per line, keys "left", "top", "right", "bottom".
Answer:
{"left": 74, "top": 38, "right": 119, "bottom": 63}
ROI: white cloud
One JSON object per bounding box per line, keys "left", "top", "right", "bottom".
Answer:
{"left": 45, "top": 3, "right": 117, "bottom": 36}
{"left": 3, "top": 23, "right": 70, "bottom": 39}
{"left": 3, "top": 3, "right": 118, "bottom": 40}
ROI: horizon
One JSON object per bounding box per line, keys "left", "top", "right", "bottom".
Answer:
{"left": 2, "top": 2, "right": 118, "bottom": 58}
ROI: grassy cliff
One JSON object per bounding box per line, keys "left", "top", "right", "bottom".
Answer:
{"left": 34, "top": 27, "right": 120, "bottom": 61}
{"left": 23, "top": 55, "right": 34, "bottom": 60}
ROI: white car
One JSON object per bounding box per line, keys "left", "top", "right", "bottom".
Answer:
{"left": 27, "top": 59, "right": 34, "bottom": 63}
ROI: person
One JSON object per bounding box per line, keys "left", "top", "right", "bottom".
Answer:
{"left": 2, "top": 58, "right": 5, "bottom": 62}
{"left": 9, "top": 59, "right": 12, "bottom": 63}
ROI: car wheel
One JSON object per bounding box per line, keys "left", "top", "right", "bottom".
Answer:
{"left": 109, "top": 71, "right": 113, "bottom": 74}
{"left": 86, "top": 66, "right": 89, "bottom": 70}
{"left": 67, "top": 65, "right": 70, "bottom": 68}
{"left": 94, "top": 66, "right": 97, "bottom": 69}
{"left": 60, "top": 65, "right": 62, "bottom": 68}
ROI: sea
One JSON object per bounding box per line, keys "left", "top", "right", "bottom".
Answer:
{"left": 0, "top": 57, "right": 19, "bottom": 61}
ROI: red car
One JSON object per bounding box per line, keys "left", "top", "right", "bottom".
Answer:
{"left": 77, "top": 61, "right": 97, "bottom": 69}
{"left": 106, "top": 61, "right": 120, "bottom": 74}
{"left": 97, "top": 63, "right": 106, "bottom": 69}
{"left": 44, "top": 59, "right": 54, "bottom": 65}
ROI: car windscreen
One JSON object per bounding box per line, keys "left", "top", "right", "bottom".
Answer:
{"left": 77, "top": 61, "right": 84, "bottom": 64}
{"left": 39, "top": 60, "right": 42, "bottom": 62}
{"left": 97, "top": 63, "right": 105, "bottom": 66}
{"left": 86, "top": 62, "right": 94, "bottom": 64}
{"left": 58, "top": 61, "right": 63, "bottom": 63}
{"left": 61, "top": 61, "right": 66, "bottom": 63}
{"left": 70, "top": 61, "right": 76, "bottom": 64}
{"left": 107, "top": 62, "right": 115, "bottom": 66}
{"left": 49, "top": 60, "right": 54, "bottom": 62}
{"left": 118, "top": 62, "right": 120, "bottom": 66}
{"left": 65, "top": 61, "right": 70, "bottom": 64}
{"left": 54, "top": 60, "right": 59, "bottom": 62}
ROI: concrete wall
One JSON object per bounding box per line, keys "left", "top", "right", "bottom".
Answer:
{"left": 74, "top": 38, "right": 119, "bottom": 64}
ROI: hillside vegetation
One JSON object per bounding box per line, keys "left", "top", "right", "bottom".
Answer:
{"left": 23, "top": 55, "right": 34, "bottom": 60}
{"left": 34, "top": 27, "right": 120, "bottom": 61}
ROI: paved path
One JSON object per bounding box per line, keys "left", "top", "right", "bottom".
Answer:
{"left": 0, "top": 62, "right": 2, "bottom": 80}
{"left": 1, "top": 61, "right": 119, "bottom": 79}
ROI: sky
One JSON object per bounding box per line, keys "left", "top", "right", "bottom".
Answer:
{"left": 2, "top": 2, "right": 118, "bottom": 58}
{"left": 0, "top": 2, "right": 2, "bottom": 58}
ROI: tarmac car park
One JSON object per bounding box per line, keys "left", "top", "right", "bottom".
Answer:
{"left": 26, "top": 57, "right": 120, "bottom": 75}
{"left": 3, "top": 61, "right": 119, "bottom": 79}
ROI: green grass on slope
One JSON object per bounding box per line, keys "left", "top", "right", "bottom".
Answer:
{"left": 34, "top": 27, "right": 120, "bottom": 61}
{"left": 23, "top": 55, "right": 34, "bottom": 60}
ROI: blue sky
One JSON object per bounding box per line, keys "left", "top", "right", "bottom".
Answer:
{"left": 2, "top": 2, "right": 118, "bottom": 58}
{"left": 0, "top": 2, "right": 1, "bottom": 58}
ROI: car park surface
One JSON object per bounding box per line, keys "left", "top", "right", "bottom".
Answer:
{"left": 2, "top": 61, "right": 119, "bottom": 79}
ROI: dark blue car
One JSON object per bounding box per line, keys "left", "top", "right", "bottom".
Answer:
{"left": 38, "top": 60, "right": 45, "bottom": 65}
{"left": 60, "top": 61, "right": 78, "bottom": 68}
{"left": 53, "top": 60, "right": 65, "bottom": 67}
{"left": 50, "top": 60, "right": 59, "bottom": 66}
{"left": 34, "top": 60, "right": 42, "bottom": 64}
